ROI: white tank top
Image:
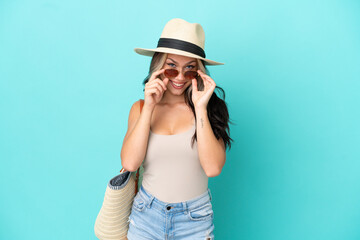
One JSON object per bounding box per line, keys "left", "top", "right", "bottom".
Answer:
{"left": 141, "top": 119, "right": 209, "bottom": 203}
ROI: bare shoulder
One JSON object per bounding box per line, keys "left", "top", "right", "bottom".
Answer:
{"left": 123, "top": 99, "right": 143, "bottom": 141}
{"left": 130, "top": 99, "right": 142, "bottom": 115}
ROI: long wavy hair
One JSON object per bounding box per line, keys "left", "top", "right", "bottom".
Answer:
{"left": 142, "top": 52, "right": 234, "bottom": 151}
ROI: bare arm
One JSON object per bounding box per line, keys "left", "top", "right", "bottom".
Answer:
{"left": 195, "top": 108, "right": 226, "bottom": 178}
{"left": 120, "top": 100, "right": 155, "bottom": 172}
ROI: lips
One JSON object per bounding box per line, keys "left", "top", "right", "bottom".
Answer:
{"left": 170, "top": 80, "right": 186, "bottom": 89}
{"left": 170, "top": 80, "right": 185, "bottom": 85}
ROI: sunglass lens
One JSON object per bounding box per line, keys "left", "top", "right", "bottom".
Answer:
{"left": 164, "top": 69, "right": 178, "bottom": 78}
{"left": 184, "top": 71, "right": 198, "bottom": 80}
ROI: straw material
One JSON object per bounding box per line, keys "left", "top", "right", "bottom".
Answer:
{"left": 94, "top": 171, "right": 136, "bottom": 240}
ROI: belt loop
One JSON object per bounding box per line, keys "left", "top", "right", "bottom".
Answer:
{"left": 208, "top": 188, "right": 212, "bottom": 201}
{"left": 146, "top": 195, "right": 155, "bottom": 208}
{"left": 182, "top": 202, "right": 188, "bottom": 215}
{"left": 140, "top": 186, "right": 155, "bottom": 208}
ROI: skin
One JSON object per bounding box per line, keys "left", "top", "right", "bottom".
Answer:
{"left": 121, "top": 53, "right": 226, "bottom": 177}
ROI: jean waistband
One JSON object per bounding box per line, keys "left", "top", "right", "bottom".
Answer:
{"left": 138, "top": 185, "right": 212, "bottom": 213}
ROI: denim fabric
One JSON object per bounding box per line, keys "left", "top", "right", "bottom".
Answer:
{"left": 127, "top": 185, "right": 215, "bottom": 240}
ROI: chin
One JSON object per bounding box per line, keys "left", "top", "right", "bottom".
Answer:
{"left": 170, "top": 85, "right": 190, "bottom": 94}
{"left": 169, "top": 89, "right": 184, "bottom": 95}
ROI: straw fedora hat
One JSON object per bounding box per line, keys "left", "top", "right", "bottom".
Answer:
{"left": 134, "top": 18, "right": 224, "bottom": 66}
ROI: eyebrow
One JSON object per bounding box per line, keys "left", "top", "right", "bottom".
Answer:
{"left": 167, "top": 58, "right": 196, "bottom": 65}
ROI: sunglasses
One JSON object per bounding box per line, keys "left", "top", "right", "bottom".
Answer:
{"left": 164, "top": 69, "right": 199, "bottom": 81}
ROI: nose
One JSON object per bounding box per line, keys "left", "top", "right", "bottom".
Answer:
{"left": 176, "top": 70, "right": 186, "bottom": 81}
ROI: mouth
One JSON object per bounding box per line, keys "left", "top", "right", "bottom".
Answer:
{"left": 170, "top": 80, "right": 186, "bottom": 89}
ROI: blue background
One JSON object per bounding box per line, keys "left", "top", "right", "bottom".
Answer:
{"left": 1, "top": 0, "right": 359, "bottom": 239}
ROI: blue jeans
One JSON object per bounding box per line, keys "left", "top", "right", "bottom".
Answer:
{"left": 127, "top": 185, "right": 215, "bottom": 240}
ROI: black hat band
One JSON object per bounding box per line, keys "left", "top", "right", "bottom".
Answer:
{"left": 157, "top": 38, "right": 206, "bottom": 58}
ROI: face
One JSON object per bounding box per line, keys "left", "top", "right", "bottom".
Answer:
{"left": 161, "top": 53, "right": 198, "bottom": 94}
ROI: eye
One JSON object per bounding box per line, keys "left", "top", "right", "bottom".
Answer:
{"left": 186, "top": 65, "right": 195, "bottom": 69}
{"left": 167, "top": 63, "right": 176, "bottom": 67}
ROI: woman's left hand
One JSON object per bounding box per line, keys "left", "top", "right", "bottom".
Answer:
{"left": 191, "top": 69, "right": 216, "bottom": 110}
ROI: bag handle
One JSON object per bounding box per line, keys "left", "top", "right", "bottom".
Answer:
{"left": 120, "top": 99, "right": 144, "bottom": 194}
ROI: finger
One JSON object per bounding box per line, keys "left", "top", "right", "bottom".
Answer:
{"left": 202, "top": 75, "right": 209, "bottom": 89}
{"left": 149, "top": 69, "right": 166, "bottom": 82}
{"left": 208, "top": 79, "right": 216, "bottom": 89}
{"left": 197, "top": 70, "right": 208, "bottom": 84}
{"left": 147, "top": 79, "right": 166, "bottom": 92}
{"left": 146, "top": 81, "right": 162, "bottom": 92}
{"left": 205, "top": 89, "right": 214, "bottom": 100}
{"left": 146, "top": 88, "right": 160, "bottom": 97}
{"left": 197, "top": 69, "right": 205, "bottom": 76}
{"left": 206, "top": 76, "right": 216, "bottom": 85}
{"left": 162, "top": 77, "right": 169, "bottom": 88}
{"left": 192, "top": 78, "right": 198, "bottom": 92}
{"left": 205, "top": 78, "right": 212, "bottom": 87}
{"left": 147, "top": 83, "right": 163, "bottom": 95}
{"left": 154, "top": 84, "right": 164, "bottom": 94}
{"left": 199, "top": 71, "right": 215, "bottom": 88}
{"left": 154, "top": 78, "right": 167, "bottom": 91}
{"left": 197, "top": 69, "right": 209, "bottom": 80}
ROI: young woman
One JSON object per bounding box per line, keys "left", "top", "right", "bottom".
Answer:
{"left": 121, "top": 18, "right": 233, "bottom": 240}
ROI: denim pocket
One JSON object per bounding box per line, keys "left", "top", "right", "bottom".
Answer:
{"left": 188, "top": 202, "right": 213, "bottom": 221}
{"left": 132, "top": 193, "right": 146, "bottom": 212}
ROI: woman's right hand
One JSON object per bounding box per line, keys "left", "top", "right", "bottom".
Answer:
{"left": 144, "top": 69, "right": 169, "bottom": 109}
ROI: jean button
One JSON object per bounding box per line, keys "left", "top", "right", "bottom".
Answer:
{"left": 166, "top": 206, "right": 172, "bottom": 210}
